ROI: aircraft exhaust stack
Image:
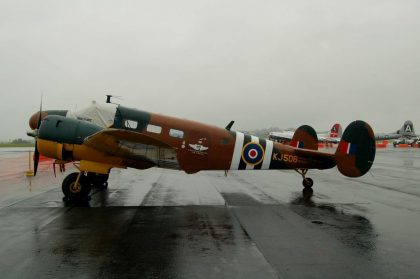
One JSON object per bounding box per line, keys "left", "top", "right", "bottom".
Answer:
{"left": 335, "top": 121, "right": 376, "bottom": 177}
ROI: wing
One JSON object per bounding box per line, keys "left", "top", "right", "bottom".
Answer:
{"left": 83, "top": 128, "right": 180, "bottom": 169}
{"left": 374, "top": 133, "right": 400, "bottom": 140}
{"left": 319, "top": 136, "right": 341, "bottom": 144}
{"left": 268, "top": 131, "right": 294, "bottom": 141}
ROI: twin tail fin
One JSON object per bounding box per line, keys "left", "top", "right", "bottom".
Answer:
{"left": 291, "top": 125, "right": 318, "bottom": 150}
{"left": 335, "top": 121, "right": 376, "bottom": 177}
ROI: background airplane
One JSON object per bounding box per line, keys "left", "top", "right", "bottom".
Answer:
{"left": 27, "top": 98, "right": 376, "bottom": 202}
{"left": 268, "top": 123, "right": 342, "bottom": 144}
{"left": 375, "top": 120, "right": 419, "bottom": 146}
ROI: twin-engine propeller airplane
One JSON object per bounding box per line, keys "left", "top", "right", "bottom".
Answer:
{"left": 28, "top": 97, "right": 376, "bottom": 202}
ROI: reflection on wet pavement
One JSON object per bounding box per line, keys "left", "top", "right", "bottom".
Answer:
{"left": 290, "top": 191, "right": 376, "bottom": 256}
{"left": 0, "top": 148, "right": 420, "bottom": 278}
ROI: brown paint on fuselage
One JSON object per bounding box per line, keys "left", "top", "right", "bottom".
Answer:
{"left": 31, "top": 107, "right": 337, "bottom": 174}
{"left": 147, "top": 113, "right": 236, "bottom": 172}
{"left": 136, "top": 112, "right": 336, "bottom": 173}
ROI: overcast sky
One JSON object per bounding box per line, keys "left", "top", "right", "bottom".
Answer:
{"left": 1, "top": 0, "right": 419, "bottom": 141}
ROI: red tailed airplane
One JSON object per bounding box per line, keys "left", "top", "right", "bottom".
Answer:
{"left": 269, "top": 123, "right": 342, "bottom": 144}
{"left": 28, "top": 97, "right": 376, "bottom": 202}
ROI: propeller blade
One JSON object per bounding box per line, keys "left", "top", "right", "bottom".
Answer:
{"left": 34, "top": 95, "right": 43, "bottom": 176}
{"left": 34, "top": 141, "right": 39, "bottom": 176}
{"left": 37, "top": 95, "right": 43, "bottom": 129}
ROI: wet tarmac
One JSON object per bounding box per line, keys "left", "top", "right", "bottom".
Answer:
{"left": 0, "top": 148, "right": 420, "bottom": 278}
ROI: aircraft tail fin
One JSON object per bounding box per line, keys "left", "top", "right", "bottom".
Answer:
{"left": 329, "top": 123, "right": 342, "bottom": 138}
{"left": 335, "top": 121, "right": 376, "bottom": 177}
{"left": 291, "top": 125, "right": 318, "bottom": 150}
{"left": 399, "top": 120, "right": 415, "bottom": 136}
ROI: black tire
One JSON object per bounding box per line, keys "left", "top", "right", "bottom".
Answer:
{"left": 302, "top": 177, "right": 314, "bottom": 188}
{"left": 62, "top": 172, "right": 91, "bottom": 200}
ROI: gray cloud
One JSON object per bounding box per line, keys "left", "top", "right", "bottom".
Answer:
{"left": 1, "top": 0, "right": 419, "bottom": 140}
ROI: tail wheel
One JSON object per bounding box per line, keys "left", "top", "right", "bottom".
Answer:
{"left": 62, "top": 172, "right": 91, "bottom": 200}
{"left": 302, "top": 178, "right": 314, "bottom": 188}
{"left": 295, "top": 169, "right": 314, "bottom": 188}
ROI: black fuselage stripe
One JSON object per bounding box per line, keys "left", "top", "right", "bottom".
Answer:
{"left": 238, "top": 135, "right": 252, "bottom": 170}
{"left": 254, "top": 139, "right": 266, "bottom": 170}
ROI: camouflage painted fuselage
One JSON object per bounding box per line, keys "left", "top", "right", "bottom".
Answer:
{"left": 30, "top": 104, "right": 375, "bottom": 180}
{"left": 106, "top": 106, "right": 336, "bottom": 174}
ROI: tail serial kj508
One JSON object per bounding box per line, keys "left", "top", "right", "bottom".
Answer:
{"left": 28, "top": 98, "right": 376, "bottom": 202}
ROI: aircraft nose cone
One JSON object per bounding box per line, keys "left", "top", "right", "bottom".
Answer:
{"left": 29, "top": 111, "right": 47, "bottom": 130}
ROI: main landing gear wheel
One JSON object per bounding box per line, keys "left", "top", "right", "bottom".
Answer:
{"left": 87, "top": 173, "right": 109, "bottom": 189}
{"left": 62, "top": 172, "right": 91, "bottom": 202}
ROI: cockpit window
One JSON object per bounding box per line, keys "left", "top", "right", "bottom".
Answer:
{"left": 124, "top": 119, "right": 138, "bottom": 130}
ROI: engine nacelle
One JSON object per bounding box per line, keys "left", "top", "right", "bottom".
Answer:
{"left": 38, "top": 115, "right": 102, "bottom": 145}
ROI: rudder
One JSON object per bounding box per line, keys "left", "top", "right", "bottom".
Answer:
{"left": 335, "top": 121, "right": 376, "bottom": 177}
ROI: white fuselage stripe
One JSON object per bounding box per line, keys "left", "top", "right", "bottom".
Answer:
{"left": 246, "top": 136, "right": 260, "bottom": 170}
{"left": 230, "top": 132, "right": 245, "bottom": 170}
{"left": 262, "top": 140, "right": 274, "bottom": 170}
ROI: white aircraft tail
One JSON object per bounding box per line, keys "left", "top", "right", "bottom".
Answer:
{"left": 398, "top": 120, "right": 415, "bottom": 137}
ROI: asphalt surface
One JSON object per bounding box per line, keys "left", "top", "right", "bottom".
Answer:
{"left": 0, "top": 148, "right": 420, "bottom": 278}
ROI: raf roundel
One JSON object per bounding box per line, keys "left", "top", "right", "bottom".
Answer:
{"left": 241, "top": 142, "right": 265, "bottom": 166}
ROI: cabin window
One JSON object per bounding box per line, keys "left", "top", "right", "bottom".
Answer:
{"left": 147, "top": 124, "right": 162, "bottom": 134}
{"left": 169, "top": 129, "right": 184, "bottom": 139}
{"left": 124, "top": 119, "right": 138, "bottom": 129}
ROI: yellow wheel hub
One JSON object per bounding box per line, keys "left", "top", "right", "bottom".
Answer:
{"left": 69, "top": 181, "right": 82, "bottom": 194}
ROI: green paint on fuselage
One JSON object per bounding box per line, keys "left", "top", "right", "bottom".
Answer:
{"left": 113, "top": 106, "right": 151, "bottom": 132}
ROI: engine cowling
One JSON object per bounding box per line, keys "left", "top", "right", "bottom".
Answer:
{"left": 36, "top": 115, "right": 102, "bottom": 161}
{"left": 38, "top": 115, "right": 102, "bottom": 145}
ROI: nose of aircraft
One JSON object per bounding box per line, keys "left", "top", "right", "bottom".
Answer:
{"left": 29, "top": 111, "right": 48, "bottom": 130}
{"left": 29, "top": 110, "right": 68, "bottom": 130}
